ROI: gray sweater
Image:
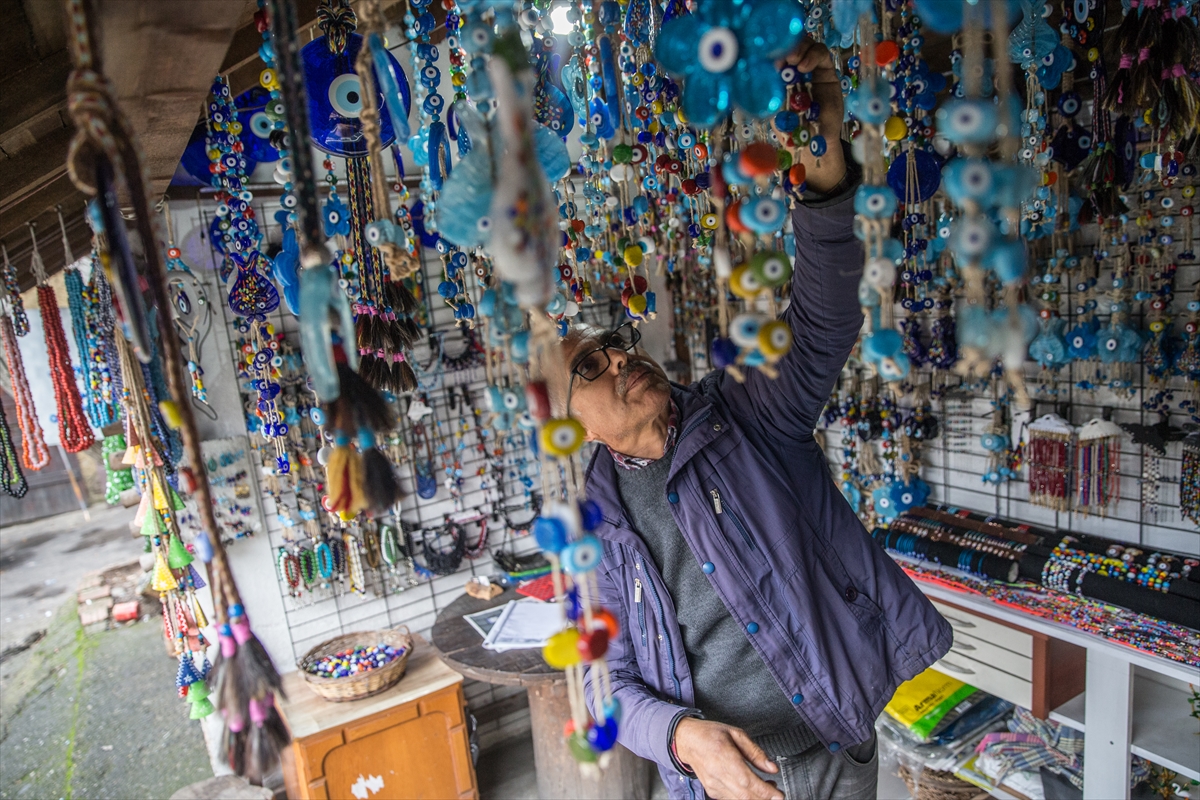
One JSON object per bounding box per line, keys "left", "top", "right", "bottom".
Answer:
{"left": 615, "top": 444, "right": 817, "bottom": 758}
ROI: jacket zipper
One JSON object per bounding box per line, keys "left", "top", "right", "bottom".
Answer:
{"left": 639, "top": 558, "right": 682, "bottom": 703}
{"left": 634, "top": 578, "right": 646, "bottom": 645}
{"left": 710, "top": 488, "right": 756, "bottom": 550}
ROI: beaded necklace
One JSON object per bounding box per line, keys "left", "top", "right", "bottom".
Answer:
{"left": 0, "top": 393, "right": 27, "bottom": 498}
{"left": 31, "top": 222, "right": 93, "bottom": 454}
{"left": 1, "top": 243, "right": 28, "bottom": 336}
{"left": 0, "top": 313, "right": 49, "bottom": 470}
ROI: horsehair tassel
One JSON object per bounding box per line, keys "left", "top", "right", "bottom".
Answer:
{"left": 39, "top": 285, "right": 94, "bottom": 453}
{"left": 1, "top": 314, "right": 50, "bottom": 470}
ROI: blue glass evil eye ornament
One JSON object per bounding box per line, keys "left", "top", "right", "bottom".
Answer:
{"left": 655, "top": 0, "right": 804, "bottom": 128}
{"left": 234, "top": 87, "right": 283, "bottom": 164}
{"left": 302, "top": 32, "right": 405, "bottom": 156}
{"left": 228, "top": 251, "right": 281, "bottom": 317}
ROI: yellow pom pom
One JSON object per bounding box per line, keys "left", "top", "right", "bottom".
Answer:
{"left": 623, "top": 245, "right": 644, "bottom": 267}
{"left": 627, "top": 294, "right": 648, "bottom": 316}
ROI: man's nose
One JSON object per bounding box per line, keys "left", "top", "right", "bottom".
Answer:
{"left": 607, "top": 347, "right": 628, "bottom": 374}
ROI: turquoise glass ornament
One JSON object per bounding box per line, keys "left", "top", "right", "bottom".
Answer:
{"left": 655, "top": 0, "right": 804, "bottom": 128}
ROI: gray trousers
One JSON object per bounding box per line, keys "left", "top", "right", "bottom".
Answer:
{"left": 752, "top": 734, "right": 878, "bottom": 800}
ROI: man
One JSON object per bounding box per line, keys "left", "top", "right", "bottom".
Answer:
{"left": 562, "top": 40, "right": 953, "bottom": 800}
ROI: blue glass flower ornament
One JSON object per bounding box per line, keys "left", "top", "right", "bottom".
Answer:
{"left": 1065, "top": 320, "right": 1098, "bottom": 360}
{"left": 623, "top": 0, "right": 653, "bottom": 46}
{"left": 587, "top": 96, "right": 617, "bottom": 139}
{"left": 654, "top": 0, "right": 804, "bottom": 128}
{"left": 889, "top": 478, "right": 930, "bottom": 514}
{"left": 862, "top": 328, "right": 911, "bottom": 382}
{"left": 982, "top": 238, "right": 1028, "bottom": 286}
{"left": 871, "top": 484, "right": 901, "bottom": 522}
{"left": 980, "top": 432, "right": 1011, "bottom": 452}
{"left": 1035, "top": 44, "right": 1073, "bottom": 90}
{"left": 301, "top": 32, "right": 404, "bottom": 156}
{"left": 323, "top": 193, "right": 351, "bottom": 238}
{"left": 560, "top": 55, "right": 589, "bottom": 125}
{"left": 235, "top": 87, "right": 282, "bottom": 165}
{"left": 1096, "top": 322, "right": 1143, "bottom": 364}
{"left": 841, "top": 482, "right": 862, "bottom": 513}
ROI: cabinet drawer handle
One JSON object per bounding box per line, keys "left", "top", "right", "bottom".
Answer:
{"left": 952, "top": 641, "right": 976, "bottom": 652}
{"left": 941, "top": 613, "right": 976, "bottom": 629}
{"left": 938, "top": 658, "right": 976, "bottom": 676}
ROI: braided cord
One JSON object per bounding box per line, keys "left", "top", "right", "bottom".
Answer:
{"left": 0, "top": 314, "right": 50, "bottom": 470}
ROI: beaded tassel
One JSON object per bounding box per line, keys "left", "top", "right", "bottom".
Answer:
{"left": 1028, "top": 415, "right": 1073, "bottom": 512}
{"left": 1073, "top": 419, "right": 1122, "bottom": 517}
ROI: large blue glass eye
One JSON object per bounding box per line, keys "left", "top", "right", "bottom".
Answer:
{"left": 697, "top": 26, "right": 738, "bottom": 73}
{"left": 302, "top": 32, "right": 401, "bottom": 156}
{"left": 328, "top": 74, "right": 363, "bottom": 118}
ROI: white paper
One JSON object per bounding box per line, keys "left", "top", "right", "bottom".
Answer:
{"left": 481, "top": 600, "right": 565, "bottom": 651}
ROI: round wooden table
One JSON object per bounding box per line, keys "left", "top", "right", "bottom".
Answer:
{"left": 431, "top": 588, "right": 653, "bottom": 800}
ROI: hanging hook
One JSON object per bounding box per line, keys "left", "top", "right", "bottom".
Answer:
{"left": 27, "top": 222, "right": 47, "bottom": 286}
{"left": 56, "top": 205, "right": 74, "bottom": 266}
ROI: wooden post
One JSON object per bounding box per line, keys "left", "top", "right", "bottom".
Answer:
{"left": 527, "top": 681, "right": 653, "bottom": 800}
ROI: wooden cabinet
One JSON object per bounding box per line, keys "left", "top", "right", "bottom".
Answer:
{"left": 279, "top": 636, "right": 477, "bottom": 800}
{"left": 930, "top": 598, "right": 1086, "bottom": 718}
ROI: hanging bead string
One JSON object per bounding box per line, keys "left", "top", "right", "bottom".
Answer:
{"left": 1, "top": 243, "right": 29, "bottom": 336}
{"left": 0, "top": 312, "right": 50, "bottom": 470}
{"left": 65, "top": 0, "right": 238, "bottom": 624}
{"left": 0, "top": 391, "right": 27, "bottom": 498}
{"left": 39, "top": 278, "right": 94, "bottom": 453}
{"left": 88, "top": 261, "right": 123, "bottom": 417}
{"left": 63, "top": 266, "right": 98, "bottom": 425}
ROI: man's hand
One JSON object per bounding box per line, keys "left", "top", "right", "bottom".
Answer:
{"left": 781, "top": 38, "right": 846, "bottom": 193}
{"left": 674, "top": 718, "right": 784, "bottom": 800}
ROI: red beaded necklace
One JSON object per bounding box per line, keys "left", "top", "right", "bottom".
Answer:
{"left": 0, "top": 314, "right": 50, "bottom": 470}
{"left": 29, "top": 221, "right": 93, "bottom": 454}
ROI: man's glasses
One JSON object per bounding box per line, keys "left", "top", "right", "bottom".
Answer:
{"left": 571, "top": 323, "right": 641, "bottom": 383}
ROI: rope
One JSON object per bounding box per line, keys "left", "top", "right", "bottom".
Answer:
{"left": 0, "top": 314, "right": 50, "bottom": 470}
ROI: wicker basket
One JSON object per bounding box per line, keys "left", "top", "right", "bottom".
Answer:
{"left": 898, "top": 763, "right": 989, "bottom": 800}
{"left": 298, "top": 627, "right": 413, "bottom": 703}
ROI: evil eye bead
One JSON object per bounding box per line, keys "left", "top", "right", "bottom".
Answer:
{"left": 541, "top": 417, "right": 586, "bottom": 457}
{"left": 249, "top": 111, "right": 273, "bottom": 139}
{"left": 757, "top": 320, "right": 792, "bottom": 360}
{"left": 310, "top": 407, "right": 327, "bottom": 426}
{"left": 562, "top": 535, "right": 603, "bottom": 574}
{"left": 697, "top": 26, "right": 739, "bottom": 73}
{"left": 936, "top": 99, "right": 997, "bottom": 145}
{"left": 742, "top": 197, "right": 787, "bottom": 234}
{"left": 854, "top": 185, "right": 897, "bottom": 219}
{"left": 749, "top": 250, "right": 792, "bottom": 287}
{"left": 809, "top": 136, "right": 827, "bottom": 157}
{"left": 779, "top": 65, "right": 800, "bottom": 85}
{"left": 533, "top": 516, "right": 569, "bottom": 554}
{"left": 729, "top": 264, "right": 763, "bottom": 299}
{"left": 863, "top": 257, "right": 896, "bottom": 289}
{"left": 1057, "top": 92, "right": 1081, "bottom": 117}
{"left": 699, "top": 212, "right": 720, "bottom": 230}
{"left": 729, "top": 313, "right": 766, "bottom": 348}
{"left": 677, "top": 131, "right": 695, "bottom": 149}
{"left": 328, "top": 74, "right": 364, "bottom": 118}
